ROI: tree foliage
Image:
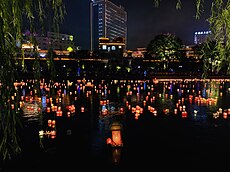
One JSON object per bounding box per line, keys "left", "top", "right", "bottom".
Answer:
{"left": 153, "top": 0, "right": 230, "bottom": 76}
{"left": 147, "top": 33, "right": 183, "bottom": 60}
{"left": 200, "top": 40, "right": 221, "bottom": 78}
{"left": 0, "top": 0, "right": 65, "bottom": 161}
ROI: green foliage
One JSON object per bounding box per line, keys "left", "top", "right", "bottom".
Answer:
{"left": 200, "top": 40, "right": 220, "bottom": 78}
{"left": 0, "top": 0, "right": 65, "bottom": 161}
{"left": 153, "top": 0, "right": 204, "bottom": 18}
{"left": 208, "top": 0, "right": 230, "bottom": 75}
{"left": 147, "top": 33, "right": 183, "bottom": 60}
{"left": 153, "top": 0, "right": 230, "bottom": 76}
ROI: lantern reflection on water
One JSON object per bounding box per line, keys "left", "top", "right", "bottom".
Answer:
{"left": 111, "top": 148, "right": 121, "bottom": 165}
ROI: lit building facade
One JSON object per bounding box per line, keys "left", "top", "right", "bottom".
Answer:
{"left": 194, "top": 31, "right": 211, "bottom": 44}
{"left": 21, "top": 31, "right": 74, "bottom": 57}
{"left": 98, "top": 37, "right": 125, "bottom": 57}
{"left": 35, "top": 31, "right": 74, "bottom": 50}
{"left": 90, "top": 0, "right": 127, "bottom": 51}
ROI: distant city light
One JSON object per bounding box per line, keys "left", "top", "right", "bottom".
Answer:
{"left": 195, "top": 31, "right": 211, "bottom": 35}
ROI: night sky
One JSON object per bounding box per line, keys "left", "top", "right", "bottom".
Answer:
{"left": 61, "top": 0, "right": 212, "bottom": 50}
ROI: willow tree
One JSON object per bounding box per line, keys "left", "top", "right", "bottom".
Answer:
{"left": 0, "top": 0, "right": 65, "bottom": 161}
{"left": 154, "top": 0, "right": 230, "bottom": 77}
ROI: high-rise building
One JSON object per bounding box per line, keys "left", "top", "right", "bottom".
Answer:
{"left": 90, "top": 0, "right": 127, "bottom": 51}
{"left": 194, "top": 31, "right": 211, "bottom": 44}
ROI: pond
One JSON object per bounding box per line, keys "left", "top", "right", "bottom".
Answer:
{"left": 3, "top": 78, "right": 230, "bottom": 171}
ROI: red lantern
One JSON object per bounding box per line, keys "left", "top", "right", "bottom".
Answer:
{"left": 106, "top": 138, "right": 112, "bottom": 145}
{"left": 182, "top": 111, "right": 188, "bottom": 118}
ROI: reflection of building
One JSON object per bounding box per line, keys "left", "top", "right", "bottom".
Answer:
{"left": 194, "top": 31, "right": 211, "bottom": 44}
{"left": 90, "top": 0, "right": 127, "bottom": 51}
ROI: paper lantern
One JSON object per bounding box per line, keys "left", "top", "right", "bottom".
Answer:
{"left": 110, "top": 121, "right": 123, "bottom": 147}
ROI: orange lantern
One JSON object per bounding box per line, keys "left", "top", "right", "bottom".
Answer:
{"left": 48, "top": 119, "right": 52, "bottom": 127}
{"left": 223, "top": 112, "right": 228, "bottom": 119}
{"left": 81, "top": 107, "right": 85, "bottom": 112}
{"left": 110, "top": 121, "right": 123, "bottom": 147}
{"left": 50, "top": 130, "right": 56, "bottom": 139}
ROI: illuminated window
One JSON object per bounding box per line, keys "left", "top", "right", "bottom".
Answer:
{"left": 102, "top": 45, "right": 107, "bottom": 50}
{"left": 111, "top": 46, "right": 116, "bottom": 50}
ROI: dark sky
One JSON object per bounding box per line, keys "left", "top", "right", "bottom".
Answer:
{"left": 61, "top": 0, "right": 211, "bottom": 50}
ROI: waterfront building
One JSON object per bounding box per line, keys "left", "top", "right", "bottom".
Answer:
{"left": 182, "top": 45, "right": 202, "bottom": 61}
{"left": 123, "top": 48, "right": 147, "bottom": 58}
{"left": 98, "top": 37, "right": 125, "bottom": 57}
{"left": 21, "top": 31, "right": 75, "bottom": 57}
{"left": 194, "top": 31, "right": 211, "bottom": 44}
{"left": 35, "top": 31, "right": 75, "bottom": 50}
{"left": 22, "top": 31, "right": 74, "bottom": 50}
{"left": 90, "top": 0, "right": 127, "bottom": 51}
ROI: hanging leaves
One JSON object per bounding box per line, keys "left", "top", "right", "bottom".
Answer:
{"left": 0, "top": 0, "right": 66, "bottom": 161}
{"left": 176, "top": 0, "right": 182, "bottom": 10}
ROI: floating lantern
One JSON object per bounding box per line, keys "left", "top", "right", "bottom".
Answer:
{"left": 194, "top": 110, "right": 198, "bottom": 116}
{"left": 48, "top": 119, "right": 52, "bottom": 127}
{"left": 213, "top": 112, "right": 219, "bottom": 119}
{"left": 39, "top": 130, "right": 44, "bottom": 138}
{"left": 223, "top": 112, "right": 228, "bottom": 119}
{"left": 109, "top": 121, "right": 123, "bottom": 147}
{"left": 47, "top": 107, "right": 51, "bottom": 113}
{"left": 56, "top": 110, "right": 63, "bottom": 116}
{"left": 120, "top": 107, "right": 124, "bottom": 114}
{"left": 81, "top": 107, "right": 85, "bottom": 112}
{"left": 51, "top": 120, "right": 56, "bottom": 127}
{"left": 50, "top": 130, "right": 56, "bottom": 139}
{"left": 182, "top": 111, "right": 188, "bottom": 118}
{"left": 174, "top": 109, "right": 178, "bottom": 115}
{"left": 219, "top": 108, "right": 222, "bottom": 114}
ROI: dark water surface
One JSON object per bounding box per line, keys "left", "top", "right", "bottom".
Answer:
{"left": 2, "top": 78, "right": 230, "bottom": 172}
